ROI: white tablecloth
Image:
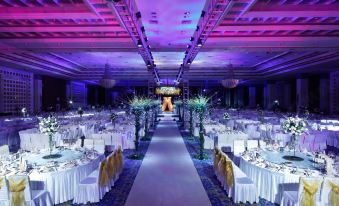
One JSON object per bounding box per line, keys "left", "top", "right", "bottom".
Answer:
{"left": 239, "top": 157, "right": 300, "bottom": 204}
{"left": 29, "top": 154, "right": 104, "bottom": 204}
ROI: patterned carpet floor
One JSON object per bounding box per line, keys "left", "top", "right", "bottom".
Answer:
{"left": 179, "top": 127, "right": 278, "bottom": 206}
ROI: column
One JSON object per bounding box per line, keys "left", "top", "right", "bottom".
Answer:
{"left": 296, "top": 78, "right": 309, "bottom": 111}
{"left": 330, "top": 71, "right": 339, "bottom": 114}
{"left": 248, "top": 86, "right": 256, "bottom": 108}
{"left": 319, "top": 78, "right": 329, "bottom": 114}
{"left": 264, "top": 82, "right": 275, "bottom": 110}
{"left": 33, "top": 77, "right": 42, "bottom": 113}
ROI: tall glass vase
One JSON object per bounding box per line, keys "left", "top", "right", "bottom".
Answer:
{"left": 49, "top": 134, "right": 53, "bottom": 155}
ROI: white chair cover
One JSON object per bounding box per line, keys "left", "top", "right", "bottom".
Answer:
{"left": 0, "top": 176, "right": 9, "bottom": 206}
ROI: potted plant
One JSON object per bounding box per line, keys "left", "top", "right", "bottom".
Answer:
{"left": 187, "top": 99, "right": 196, "bottom": 139}
{"left": 110, "top": 113, "right": 118, "bottom": 128}
{"left": 129, "top": 97, "right": 145, "bottom": 159}
{"left": 193, "top": 96, "right": 209, "bottom": 160}
{"left": 142, "top": 98, "right": 152, "bottom": 141}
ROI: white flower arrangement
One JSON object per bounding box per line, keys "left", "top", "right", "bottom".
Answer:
{"left": 223, "top": 112, "right": 230, "bottom": 120}
{"left": 39, "top": 116, "right": 59, "bottom": 136}
{"left": 282, "top": 116, "right": 307, "bottom": 136}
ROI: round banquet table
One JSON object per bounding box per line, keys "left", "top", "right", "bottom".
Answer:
{"left": 23, "top": 150, "right": 104, "bottom": 204}
{"left": 239, "top": 150, "right": 323, "bottom": 204}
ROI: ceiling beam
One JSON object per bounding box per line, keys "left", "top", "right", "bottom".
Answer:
{"left": 108, "top": 0, "right": 160, "bottom": 83}
{"left": 176, "top": 0, "right": 233, "bottom": 82}
{"left": 0, "top": 25, "right": 126, "bottom": 33}
{"left": 215, "top": 24, "right": 339, "bottom": 32}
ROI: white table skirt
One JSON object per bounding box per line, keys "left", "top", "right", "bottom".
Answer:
{"left": 239, "top": 157, "right": 299, "bottom": 204}
{"left": 29, "top": 154, "right": 104, "bottom": 204}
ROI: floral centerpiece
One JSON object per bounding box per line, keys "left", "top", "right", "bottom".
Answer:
{"left": 282, "top": 116, "right": 308, "bottom": 160}
{"left": 77, "top": 107, "right": 84, "bottom": 117}
{"left": 21, "top": 107, "right": 27, "bottom": 117}
{"left": 39, "top": 116, "right": 60, "bottom": 158}
{"left": 129, "top": 97, "right": 146, "bottom": 159}
{"left": 110, "top": 113, "right": 118, "bottom": 128}
{"left": 193, "top": 96, "right": 209, "bottom": 160}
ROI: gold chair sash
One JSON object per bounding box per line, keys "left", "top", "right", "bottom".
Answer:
{"left": 114, "top": 152, "right": 121, "bottom": 174}
{"left": 9, "top": 178, "right": 27, "bottom": 206}
{"left": 214, "top": 150, "right": 221, "bottom": 171}
{"left": 107, "top": 155, "right": 116, "bottom": 179}
{"left": 217, "top": 156, "right": 226, "bottom": 179}
{"left": 225, "top": 160, "right": 234, "bottom": 188}
{"left": 117, "top": 147, "right": 124, "bottom": 172}
{"left": 0, "top": 177, "right": 4, "bottom": 190}
{"left": 300, "top": 179, "right": 320, "bottom": 206}
{"left": 328, "top": 181, "right": 339, "bottom": 206}
{"left": 99, "top": 160, "right": 109, "bottom": 187}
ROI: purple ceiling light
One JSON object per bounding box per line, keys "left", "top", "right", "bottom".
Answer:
{"left": 100, "top": 63, "right": 116, "bottom": 88}
{"left": 221, "top": 63, "right": 239, "bottom": 89}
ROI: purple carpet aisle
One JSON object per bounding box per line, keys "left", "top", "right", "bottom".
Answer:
{"left": 124, "top": 113, "right": 212, "bottom": 206}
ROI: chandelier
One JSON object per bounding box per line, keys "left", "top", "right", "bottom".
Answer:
{"left": 100, "top": 63, "right": 116, "bottom": 89}
{"left": 221, "top": 63, "right": 239, "bottom": 88}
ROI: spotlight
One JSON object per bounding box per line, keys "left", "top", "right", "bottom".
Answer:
{"left": 190, "top": 37, "right": 194, "bottom": 41}
{"left": 196, "top": 26, "right": 199, "bottom": 31}
{"left": 144, "top": 37, "right": 148, "bottom": 42}
{"left": 147, "top": 45, "right": 151, "bottom": 49}
{"left": 137, "top": 39, "right": 142, "bottom": 47}
{"left": 69, "top": 100, "right": 73, "bottom": 104}
{"left": 185, "top": 51, "right": 188, "bottom": 55}
{"left": 147, "top": 61, "right": 151, "bottom": 67}
{"left": 187, "top": 45, "right": 191, "bottom": 49}
{"left": 201, "top": 11, "right": 205, "bottom": 17}
{"left": 136, "top": 12, "right": 141, "bottom": 19}
{"left": 187, "top": 59, "right": 191, "bottom": 65}
{"left": 197, "top": 39, "right": 203, "bottom": 47}
{"left": 141, "top": 26, "right": 145, "bottom": 33}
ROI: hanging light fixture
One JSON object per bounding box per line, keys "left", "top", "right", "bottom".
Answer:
{"left": 221, "top": 63, "right": 239, "bottom": 88}
{"left": 100, "top": 63, "right": 116, "bottom": 89}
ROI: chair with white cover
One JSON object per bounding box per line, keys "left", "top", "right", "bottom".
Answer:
{"left": 320, "top": 177, "right": 339, "bottom": 206}
{"left": 106, "top": 153, "right": 116, "bottom": 187}
{"left": 247, "top": 140, "right": 258, "bottom": 151}
{"left": 0, "top": 145, "right": 9, "bottom": 156}
{"left": 7, "top": 175, "right": 52, "bottom": 206}
{"left": 281, "top": 177, "right": 323, "bottom": 206}
{"left": 93, "top": 139, "right": 105, "bottom": 154}
{"left": 73, "top": 159, "right": 110, "bottom": 204}
{"left": 75, "top": 139, "right": 82, "bottom": 148}
{"left": 0, "top": 176, "right": 9, "bottom": 206}
{"left": 259, "top": 140, "right": 267, "bottom": 149}
{"left": 224, "top": 159, "right": 258, "bottom": 204}
{"left": 83, "top": 139, "right": 94, "bottom": 150}
{"left": 233, "top": 140, "right": 245, "bottom": 155}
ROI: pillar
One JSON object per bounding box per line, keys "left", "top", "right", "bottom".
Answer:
{"left": 248, "top": 86, "right": 256, "bottom": 108}
{"left": 296, "top": 78, "right": 309, "bottom": 111}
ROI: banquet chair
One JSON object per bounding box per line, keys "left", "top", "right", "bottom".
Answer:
{"left": 0, "top": 145, "right": 9, "bottom": 155}
{"left": 280, "top": 177, "right": 323, "bottom": 206}
{"left": 106, "top": 152, "right": 116, "bottom": 187}
{"left": 259, "top": 140, "right": 267, "bottom": 149}
{"left": 93, "top": 139, "right": 105, "bottom": 154}
{"left": 224, "top": 159, "right": 258, "bottom": 204}
{"left": 320, "top": 177, "right": 339, "bottom": 206}
{"left": 0, "top": 176, "right": 9, "bottom": 206}
{"left": 114, "top": 147, "right": 124, "bottom": 178}
{"left": 75, "top": 139, "right": 82, "bottom": 148}
{"left": 233, "top": 140, "right": 245, "bottom": 155}
{"left": 247, "top": 140, "right": 259, "bottom": 150}
{"left": 73, "top": 159, "right": 110, "bottom": 204}
{"left": 83, "top": 139, "right": 94, "bottom": 150}
{"left": 7, "top": 175, "right": 52, "bottom": 206}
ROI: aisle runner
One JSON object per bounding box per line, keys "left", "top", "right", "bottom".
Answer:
{"left": 125, "top": 113, "right": 211, "bottom": 206}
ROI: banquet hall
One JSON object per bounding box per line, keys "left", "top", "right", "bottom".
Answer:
{"left": 0, "top": 0, "right": 338, "bottom": 205}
